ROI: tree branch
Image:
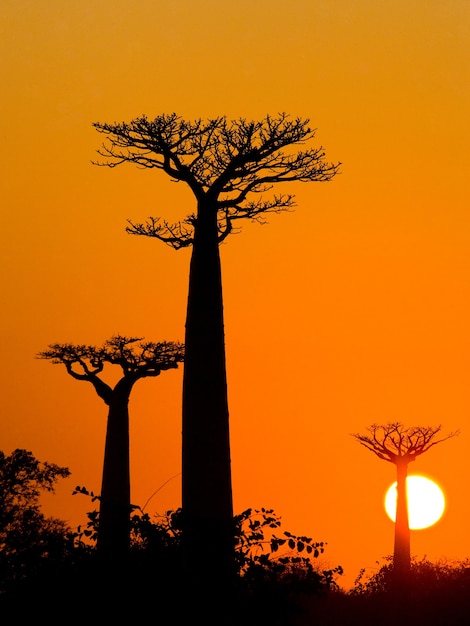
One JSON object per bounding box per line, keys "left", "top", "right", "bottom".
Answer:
{"left": 93, "top": 112, "right": 340, "bottom": 249}
{"left": 37, "top": 336, "right": 185, "bottom": 400}
{"left": 352, "top": 422, "right": 459, "bottom": 465}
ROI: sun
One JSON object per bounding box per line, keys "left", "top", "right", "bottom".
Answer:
{"left": 384, "top": 475, "right": 446, "bottom": 530}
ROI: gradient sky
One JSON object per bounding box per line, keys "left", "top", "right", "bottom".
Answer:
{"left": 1, "top": 0, "right": 469, "bottom": 588}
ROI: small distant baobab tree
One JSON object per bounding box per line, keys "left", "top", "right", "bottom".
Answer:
{"left": 38, "top": 335, "right": 184, "bottom": 560}
{"left": 92, "top": 113, "right": 340, "bottom": 584}
{"left": 352, "top": 422, "right": 458, "bottom": 582}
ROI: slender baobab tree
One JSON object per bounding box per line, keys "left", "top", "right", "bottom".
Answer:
{"left": 93, "top": 113, "right": 340, "bottom": 583}
{"left": 38, "top": 335, "right": 184, "bottom": 559}
{"left": 352, "top": 422, "right": 458, "bottom": 581}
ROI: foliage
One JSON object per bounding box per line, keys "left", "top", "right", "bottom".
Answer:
{"left": 5, "top": 454, "right": 470, "bottom": 626}
{"left": 71, "top": 485, "right": 101, "bottom": 546}
{"left": 2, "top": 470, "right": 343, "bottom": 621}
{"left": 234, "top": 507, "right": 342, "bottom": 591}
{"left": 296, "top": 558, "right": 470, "bottom": 626}
{"left": 352, "top": 555, "right": 470, "bottom": 597}
{"left": 72, "top": 495, "right": 342, "bottom": 626}
{"left": 230, "top": 507, "right": 343, "bottom": 625}
{"left": 71, "top": 492, "right": 342, "bottom": 590}
{"left": 351, "top": 555, "right": 395, "bottom": 595}
{"left": 0, "top": 449, "right": 74, "bottom": 593}
{"left": 71, "top": 496, "right": 343, "bottom": 624}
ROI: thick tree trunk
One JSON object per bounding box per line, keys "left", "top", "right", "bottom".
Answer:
{"left": 393, "top": 460, "right": 411, "bottom": 580}
{"left": 97, "top": 378, "right": 134, "bottom": 559}
{"left": 181, "top": 202, "right": 235, "bottom": 589}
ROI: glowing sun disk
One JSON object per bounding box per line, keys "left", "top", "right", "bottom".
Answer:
{"left": 384, "top": 475, "right": 445, "bottom": 530}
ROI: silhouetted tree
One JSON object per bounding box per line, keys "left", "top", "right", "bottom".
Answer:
{"left": 0, "top": 449, "right": 71, "bottom": 592}
{"left": 38, "top": 335, "right": 184, "bottom": 560}
{"left": 93, "top": 113, "right": 340, "bottom": 588}
{"left": 352, "top": 423, "right": 458, "bottom": 583}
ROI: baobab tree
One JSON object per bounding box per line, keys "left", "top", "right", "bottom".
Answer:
{"left": 352, "top": 422, "right": 458, "bottom": 582}
{"left": 38, "top": 335, "right": 184, "bottom": 560}
{"left": 93, "top": 113, "right": 340, "bottom": 584}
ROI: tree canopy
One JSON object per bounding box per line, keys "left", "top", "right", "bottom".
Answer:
{"left": 93, "top": 112, "right": 340, "bottom": 247}
{"left": 351, "top": 422, "right": 459, "bottom": 464}
{"left": 39, "top": 335, "right": 184, "bottom": 381}
{"left": 0, "top": 449, "right": 71, "bottom": 591}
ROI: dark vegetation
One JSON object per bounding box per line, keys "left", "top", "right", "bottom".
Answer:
{"left": 302, "top": 557, "right": 470, "bottom": 626}
{"left": 2, "top": 449, "right": 470, "bottom": 625}
{"left": 0, "top": 450, "right": 342, "bottom": 623}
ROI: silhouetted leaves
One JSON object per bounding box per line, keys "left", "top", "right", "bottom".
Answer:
{"left": 0, "top": 450, "right": 74, "bottom": 595}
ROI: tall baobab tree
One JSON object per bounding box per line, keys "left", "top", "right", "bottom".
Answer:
{"left": 352, "top": 422, "right": 458, "bottom": 582}
{"left": 38, "top": 335, "right": 184, "bottom": 560}
{"left": 93, "top": 113, "right": 340, "bottom": 584}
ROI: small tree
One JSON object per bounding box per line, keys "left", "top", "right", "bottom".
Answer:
{"left": 0, "top": 449, "right": 71, "bottom": 591}
{"left": 38, "top": 335, "right": 184, "bottom": 560}
{"left": 93, "top": 113, "right": 340, "bottom": 585}
{"left": 352, "top": 422, "right": 458, "bottom": 583}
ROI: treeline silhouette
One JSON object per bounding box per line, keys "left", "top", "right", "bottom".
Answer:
{"left": 0, "top": 449, "right": 341, "bottom": 623}
{"left": 1, "top": 448, "right": 469, "bottom": 625}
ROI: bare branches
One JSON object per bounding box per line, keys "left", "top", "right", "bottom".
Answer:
{"left": 38, "top": 343, "right": 105, "bottom": 380}
{"left": 93, "top": 113, "right": 222, "bottom": 199}
{"left": 38, "top": 335, "right": 185, "bottom": 380}
{"left": 94, "top": 112, "right": 339, "bottom": 194}
{"left": 126, "top": 217, "right": 195, "bottom": 249}
{"left": 101, "top": 335, "right": 185, "bottom": 376}
{"left": 351, "top": 422, "right": 459, "bottom": 464}
{"left": 93, "top": 112, "right": 340, "bottom": 248}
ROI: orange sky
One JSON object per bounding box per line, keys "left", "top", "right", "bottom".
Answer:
{"left": 1, "top": 0, "right": 469, "bottom": 588}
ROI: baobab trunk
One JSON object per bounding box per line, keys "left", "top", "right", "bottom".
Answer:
{"left": 97, "top": 379, "right": 134, "bottom": 558}
{"left": 393, "top": 460, "right": 411, "bottom": 580}
{"left": 182, "top": 203, "right": 234, "bottom": 584}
